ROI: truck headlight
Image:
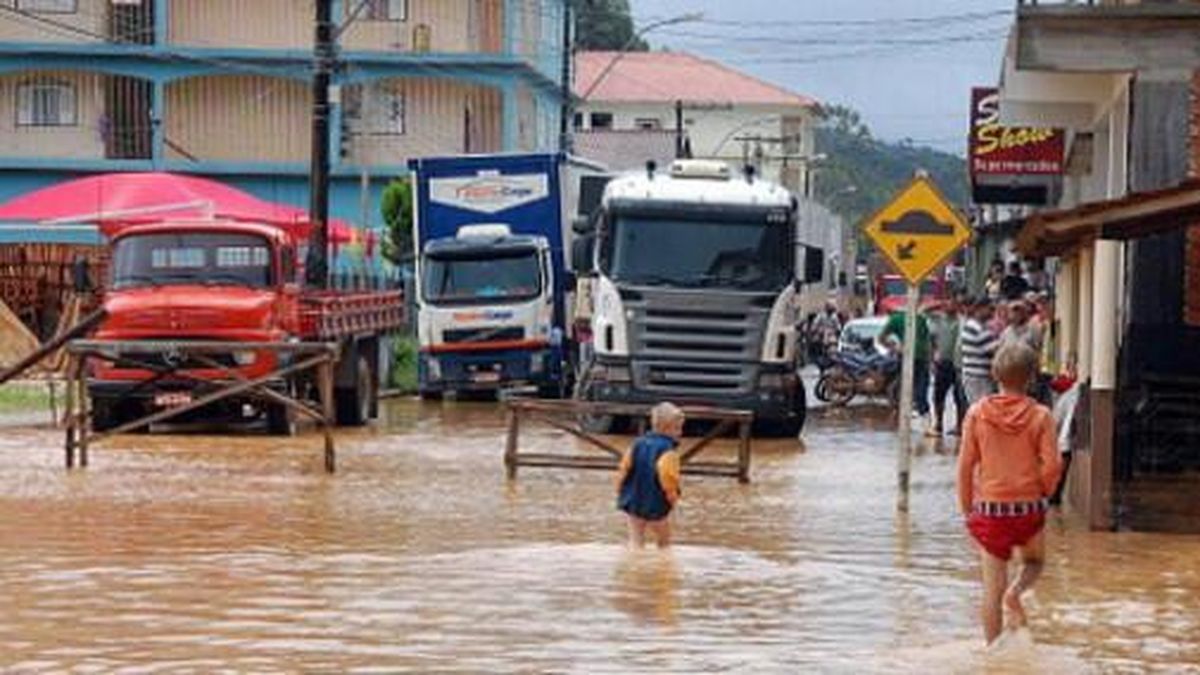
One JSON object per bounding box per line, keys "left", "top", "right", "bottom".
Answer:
{"left": 758, "top": 372, "right": 785, "bottom": 389}
{"left": 426, "top": 356, "right": 441, "bottom": 380}
{"left": 232, "top": 351, "right": 256, "bottom": 366}
{"left": 531, "top": 354, "right": 545, "bottom": 374}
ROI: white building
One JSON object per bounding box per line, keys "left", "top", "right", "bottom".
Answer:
{"left": 573, "top": 51, "right": 819, "bottom": 193}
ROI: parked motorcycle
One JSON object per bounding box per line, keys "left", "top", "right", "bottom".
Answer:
{"left": 816, "top": 349, "right": 901, "bottom": 407}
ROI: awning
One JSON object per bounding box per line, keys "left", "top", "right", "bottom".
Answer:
{"left": 0, "top": 172, "right": 359, "bottom": 245}
{"left": 1016, "top": 178, "right": 1200, "bottom": 256}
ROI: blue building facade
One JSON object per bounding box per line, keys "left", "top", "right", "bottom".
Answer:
{"left": 0, "top": 0, "right": 565, "bottom": 235}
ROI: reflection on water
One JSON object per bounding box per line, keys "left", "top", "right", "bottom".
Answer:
{"left": 0, "top": 400, "right": 1197, "bottom": 671}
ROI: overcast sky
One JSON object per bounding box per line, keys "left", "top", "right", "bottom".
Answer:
{"left": 630, "top": 0, "right": 1013, "bottom": 156}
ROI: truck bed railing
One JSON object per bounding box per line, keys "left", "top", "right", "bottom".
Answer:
{"left": 299, "top": 290, "right": 404, "bottom": 340}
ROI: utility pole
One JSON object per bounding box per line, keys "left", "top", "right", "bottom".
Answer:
{"left": 558, "top": 0, "right": 573, "bottom": 154}
{"left": 675, "top": 99, "right": 684, "bottom": 159}
{"left": 306, "top": 0, "right": 334, "bottom": 289}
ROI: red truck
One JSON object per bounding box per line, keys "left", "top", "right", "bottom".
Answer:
{"left": 88, "top": 219, "right": 402, "bottom": 434}
{"left": 873, "top": 273, "right": 950, "bottom": 315}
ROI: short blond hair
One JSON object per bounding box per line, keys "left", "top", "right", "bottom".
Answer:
{"left": 992, "top": 342, "right": 1039, "bottom": 389}
{"left": 651, "top": 402, "right": 685, "bottom": 432}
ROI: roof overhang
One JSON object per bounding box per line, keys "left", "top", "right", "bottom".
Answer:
{"left": 1016, "top": 179, "right": 1200, "bottom": 257}
{"left": 1015, "top": 2, "right": 1200, "bottom": 72}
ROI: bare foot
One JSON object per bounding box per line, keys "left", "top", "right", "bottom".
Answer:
{"left": 1003, "top": 588, "right": 1027, "bottom": 629}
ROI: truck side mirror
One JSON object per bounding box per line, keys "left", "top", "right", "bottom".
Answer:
{"left": 571, "top": 235, "right": 595, "bottom": 273}
{"left": 803, "top": 246, "right": 824, "bottom": 285}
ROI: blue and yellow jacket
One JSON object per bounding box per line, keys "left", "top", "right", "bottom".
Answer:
{"left": 616, "top": 432, "right": 681, "bottom": 520}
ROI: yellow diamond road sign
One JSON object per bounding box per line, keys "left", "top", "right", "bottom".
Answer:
{"left": 862, "top": 175, "right": 972, "bottom": 285}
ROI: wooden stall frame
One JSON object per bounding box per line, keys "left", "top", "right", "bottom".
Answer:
{"left": 63, "top": 339, "right": 340, "bottom": 473}
{"left": 503, "top": 399, "right": 756, "bottom": 483}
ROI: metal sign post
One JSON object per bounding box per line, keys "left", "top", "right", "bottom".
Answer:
{"left": 896, "top": 284, "right": 919, "bottom": 512}
{"left": 861, "top": 171, "right": 972, "bottom": 513}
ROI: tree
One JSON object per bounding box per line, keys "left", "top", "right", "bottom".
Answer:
{"left": 380, "top": 178, "right": 414, "bottom": 265}
{"left": 574, "top": 0, "right": 647, "bottom": 51}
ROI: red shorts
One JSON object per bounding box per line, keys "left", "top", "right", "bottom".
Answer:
{"left": 967, "top": 512, "right": 1045, "bottom": 561}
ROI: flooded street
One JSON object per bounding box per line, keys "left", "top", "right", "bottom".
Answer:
{"left": 0, "top": 399, "right": 1198, "bottom": 673}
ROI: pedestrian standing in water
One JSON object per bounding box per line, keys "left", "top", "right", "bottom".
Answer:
{"left": 930, "top": 297, "right": 968, "bottom": 437}
{"left": 616, "top": 402, "right": 684, "bottom": 549}
{"left": 877, "top": 306, "right": 935, "bottom": 435}
{"left": 961, "top": 298, "right": 999, "bottom": 405}
{"left": 957, "top": 343, "right": 1063, "bottom": 645}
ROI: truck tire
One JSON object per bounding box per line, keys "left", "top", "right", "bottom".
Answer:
{"left": 776, "top": 384, "right": 808, "bottom": 437}
{"left": 335, "top": 354, "right": 373, "bottom": 427}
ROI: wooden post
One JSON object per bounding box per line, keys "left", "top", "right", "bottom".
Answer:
{"left": 77, "top": 363, "right": 89, "bottom": 468}
{"left": 504, "top": 405, "right": 520, "bottom": 480}
{"left": 63, "top": 356, "right": 76, "bottom": 469}
{"left": 736, "top": 418, "right": 752, "bottom": 484}
{"left": 318, "top": 358, "right": 336, "bottom": 473}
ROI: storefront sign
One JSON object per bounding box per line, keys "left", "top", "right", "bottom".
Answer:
{"left": 970, "top": 87, "right": 1064, "bottom": 176}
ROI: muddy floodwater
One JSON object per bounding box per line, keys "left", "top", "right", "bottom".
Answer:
{"left": 1, "top": 400, "right": 1198, "bottom": 673}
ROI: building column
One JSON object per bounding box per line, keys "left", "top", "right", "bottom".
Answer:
{"left": 1077, "top": 244, "right": 1094, "bottom": 382}
{"left": 502, "top": 81, "right": 519, "bottom": 151}
{"left": 1088, "top": 239, "right": 1121, "bottom": 530}
{"left": 154, "top": 0, "right": 168, "bottom": 45}
{"left": 1056, "top": 257, "right": 1077, "bottom": 371}
{"left": 504, "top": 0, "right": 518, "bottom": 56}
{"left": 151, "top": 79, "right": 165, "bottom": 168}
{"left": 329, "top": 84, "right": 343, "bottom": 167}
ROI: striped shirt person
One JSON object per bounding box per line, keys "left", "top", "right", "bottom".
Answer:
{"left": 961, "top": 299, "right": 1000, "bottom": 405}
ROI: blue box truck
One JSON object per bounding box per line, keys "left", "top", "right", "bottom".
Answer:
{"left": 409, "top": 153, "right": 595, "bottom": 399}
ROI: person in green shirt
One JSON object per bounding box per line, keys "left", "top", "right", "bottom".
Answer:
{"left": 877, "top": 306, "right": 934, "bottom": 430}
{"left": 929, "top": 298, "right": 968, "bottom": 437}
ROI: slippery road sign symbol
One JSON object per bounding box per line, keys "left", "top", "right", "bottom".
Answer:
{"left": 862, "top": 176, "right": 971, "bottom": 284}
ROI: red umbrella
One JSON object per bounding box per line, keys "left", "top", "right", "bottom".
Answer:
{"left": 0, "top": 172, "right": 354, "bottom": 243}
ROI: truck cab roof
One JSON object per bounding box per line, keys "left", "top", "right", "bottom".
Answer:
{"left": 424, "top": 232, "right": 545, "bottom": 257}
{"left": 106, "top": 219, "right": 296, "bottom": 246}
{"left": 603, "top": 160, "right": 794, "bottom": 209}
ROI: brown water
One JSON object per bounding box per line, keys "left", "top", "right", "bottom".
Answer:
{"left": 0, "top": 400, "right": 1198, "bottom": 672}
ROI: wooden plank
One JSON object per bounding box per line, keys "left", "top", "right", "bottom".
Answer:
{"left": 679, "top": 420, "right": 735, "bottom": 463}
{"left": 528, "top": 411, "right": 625, "bottom": 458}
{"left": 0, "top": 308, "right": 106, "bottom": 387}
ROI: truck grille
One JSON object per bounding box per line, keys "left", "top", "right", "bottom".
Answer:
{"left": 116, "top": 352, "right": 239, "bottom": 370}
{"left": 623, "top": 289, "right": 772, "bottom": 396}
{"left": 443, "top": 326, "right": 525, "bottom": 344}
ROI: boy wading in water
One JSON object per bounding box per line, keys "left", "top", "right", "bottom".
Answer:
{"left": 956, "top": 343, "right": 1063, "bottom": 644}
{"left": 616, "top": 402, "right": 684, "bottom": 549}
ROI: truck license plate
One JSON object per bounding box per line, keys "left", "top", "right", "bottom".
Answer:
{"left": 471, "top": 371, "right": 501, "bottom": 383}
{"left": 154, "top": 391, "right": 192, "bottom": 408}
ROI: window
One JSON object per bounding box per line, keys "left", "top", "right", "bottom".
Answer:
{"left": 16, "top": 0, "right": 76, "bottom": 13}
{"left": 590, "top": 112, "right": 613, "bottom": 130}
{"left": 572, "top": 112, "right": 583, "bottom": 130}
{"left": 365, "top": 0, "right": 408, "bottom": 21}
{"left": 16, "top": 80, "right": 77, "bottom": 127}
{"left": 344, "top": 83, "right": 406, "bottom": 136}
{"left": 634, "top": 118, "right": 661, "bottom": 131}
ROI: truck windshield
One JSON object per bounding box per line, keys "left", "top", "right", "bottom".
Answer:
{"left": 606, "top": 216, "right": 792, "bottom": 291}
{"left": 112, "top": 232, "right": 274, "bottom": 289}
{"left": 423, "top": 251, "right": 541, "bottom": 305}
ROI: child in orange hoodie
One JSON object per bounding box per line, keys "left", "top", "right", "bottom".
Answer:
{"left": 957, "top": 342, "right": 1063, "bottom": 645}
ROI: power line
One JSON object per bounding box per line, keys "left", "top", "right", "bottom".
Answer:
{"left": 640, "top": 9, "right": 1013, "bottom": 29}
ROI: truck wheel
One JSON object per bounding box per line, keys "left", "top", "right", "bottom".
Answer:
{"left": 266, "top": 402, "right": 296, "bottom": 436}
{"left": 335, "top": 354, "right": 373, "bottom": 427}
{"left": 777, "top": 384, "right": 808, "bottom": 437}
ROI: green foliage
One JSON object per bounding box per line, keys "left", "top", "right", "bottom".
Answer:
{"left": 574, "top": 0, "right": 648, "bottom": 51}
{"left": 812, "top": 104, "right": 968, "bottom": 252}
{"left": 390, "top": 336, "right": 419, "bottom": 393}
{"left": 380, "top": 178, "right": 414, "bottom": 265}
{"left": 0, "top": 383, "right": 50, "bottom": 413}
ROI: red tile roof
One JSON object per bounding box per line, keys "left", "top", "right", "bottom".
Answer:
{"left": 575, "top": 51, "right": 817, "bottom": 108}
